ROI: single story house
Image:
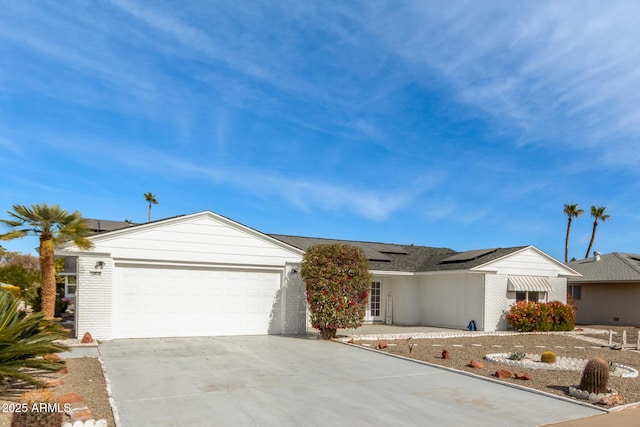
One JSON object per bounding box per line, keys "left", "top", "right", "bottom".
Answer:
{"left": 568, "top": 252, "right": 640, "bottom": 326}
{"left": 56, "top": 211, "right": 580, "bottom": 340}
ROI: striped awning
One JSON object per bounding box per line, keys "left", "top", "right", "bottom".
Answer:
{"left": 507, "top": 276, "right": 552, "bottom": 292}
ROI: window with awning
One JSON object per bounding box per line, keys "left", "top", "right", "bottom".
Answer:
{"left": 507, "top": 275, "right": 552, "bottom": 293}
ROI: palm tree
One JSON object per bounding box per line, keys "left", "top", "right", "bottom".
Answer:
{"left": 563, "top": 203, "right": 584, "bottom": 263}
{"left": 144, "top": 192, "right": 158, "bottom": 223}
{"left": 584, "top": 205, "right": 610, "bottom": 259}
{"left": 0, "top": 204, "right": 93, "bottom": 319}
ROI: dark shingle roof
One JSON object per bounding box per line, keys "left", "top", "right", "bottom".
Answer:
{"left": 419, "top": 246, "right": 528, "bottom": 272}
{"left": 568, "top": 253, "right": 640, "bottom": 282}
{"left": 85, "top": 219, "right": 137, "bottom": 234}
{"left": 269, "top": 234, "right": 527, "bottom": 273}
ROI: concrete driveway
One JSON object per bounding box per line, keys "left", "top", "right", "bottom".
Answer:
{"left": 99, "top": 335, "right": 601, "bottom": 427}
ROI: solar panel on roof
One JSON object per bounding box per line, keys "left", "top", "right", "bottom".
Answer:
{"left": 440, "top": 248, "right": 497, "bottom": 263}
{"left": 365, "top": 243, "right": 408, "bottom": 254}
{"left": 349, "top": 243, "right": 392, "bottom": 261}
{"left": 269, "top": 235, "right": 396, "bottom": 262}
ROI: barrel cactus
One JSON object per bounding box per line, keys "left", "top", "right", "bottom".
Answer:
{"left": 540, "top": 351, "right": 556, "bottom": 363}
{"left": 579, "top": 357, "right": 610, "bottom": 394}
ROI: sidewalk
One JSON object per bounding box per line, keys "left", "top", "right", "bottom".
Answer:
{"left": 544, "top": 404, "right": 640, "bottom": 426}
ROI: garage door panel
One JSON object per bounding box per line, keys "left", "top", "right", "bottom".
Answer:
{"left": 113, "top": 265, "right": 282, "bottom": 338}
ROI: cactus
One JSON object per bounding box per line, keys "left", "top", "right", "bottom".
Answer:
{"left": 540, "top": 351, "right": 556, "bottom": 363}
{"left": 508, "top": 352, "right": 526, "bottom": 361}
{"left": 579, "top": 357, "right": 610, "bottom": 394}
{"left": 11, "top": 389, "right": 63, "bottom": 427}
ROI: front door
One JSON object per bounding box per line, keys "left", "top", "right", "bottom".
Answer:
{"left": 367, "top": 281, "right": 382, "bottom": 322}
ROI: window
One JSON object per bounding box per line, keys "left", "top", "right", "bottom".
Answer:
{"left": 567, "top": 285, "right": 581, "bottom": 300}
{"left": 65, "top": 275, "right": 77, "bottom": 297}
{"left": 516, "top": 291, "right": 541, "bottom": 302}
{"left": 370, "top": 281, "right": 381, "bottom": 317}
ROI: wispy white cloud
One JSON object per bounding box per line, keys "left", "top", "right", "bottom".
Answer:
{"left": 28, "top": 131, "right": 437, "bottom": 221}
{"left": 0, "top": 137, "right": 22, "bottom": 156}
{"left": 367, "top": 1, "right": 640, "bottom": 168}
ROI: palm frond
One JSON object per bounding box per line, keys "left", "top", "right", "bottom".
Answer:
{"left": 0, "top": 292, "right": 68, "bottom": 388}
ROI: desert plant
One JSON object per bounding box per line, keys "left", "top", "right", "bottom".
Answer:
{"left": 10, "top": 389, "right": 62, "bottom": 427}
{"left": 508, "top": 352, "right": 526, "bottom": 361}
{"left": 301, "top": 243, "right": 371, "bottom": 339}
{"left": 579, "top": 357, "right": 610, "bottom": 394}
{"left": 540, "top": 351, "right": 557, "bottom": 363}
{"left": 0, "top": 292, "right": 68, "bottom": 388}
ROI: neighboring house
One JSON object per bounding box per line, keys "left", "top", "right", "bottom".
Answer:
{"left": 56, "top": 211, "right": 580, "bottom": 340}
{"left": 568, "top": 252, "right": 640, "bottom": 326}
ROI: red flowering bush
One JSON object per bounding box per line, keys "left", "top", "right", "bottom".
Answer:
{"left": 301, "top": 244, "right": 372, "bottom": 339}
{"left": 506, "top": 300, "right": 575, "bottom": 332}
{"left": 546, "top": 300, "right": 575, "bottom": 331}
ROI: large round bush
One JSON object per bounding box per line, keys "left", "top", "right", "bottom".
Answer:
{"left": 301, "top": 244, "right": 371, "bottom": 339}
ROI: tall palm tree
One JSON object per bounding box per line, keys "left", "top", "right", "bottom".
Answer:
{"left": 144, "top": 192, "right": 158, "bottom": 223}
{"left": 584, "top": 205, "right": 610, "bottom": 259}
{"left": 563, "top": 203, "right": 583, "bottom": 263}
{"left": 0, "top": 204, "right": 93, "bottom": 319}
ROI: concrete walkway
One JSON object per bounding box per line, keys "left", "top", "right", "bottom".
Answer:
{"left": 99, "top": 335, "right": 601, "bottom": 426}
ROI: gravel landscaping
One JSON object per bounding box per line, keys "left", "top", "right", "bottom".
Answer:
{"left": 0, "top": 357, "right": 115, "bottom": 427}
{"left": 352, "top": 325, "right": 640, "bottom": 409}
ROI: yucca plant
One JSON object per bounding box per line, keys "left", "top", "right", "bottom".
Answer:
{"left": 0, "top": 292, "right": 68, "bottom": 389}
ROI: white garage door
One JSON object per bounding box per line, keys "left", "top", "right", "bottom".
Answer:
{"left": 112, "top": 265, "right": 283, "bottom": 338}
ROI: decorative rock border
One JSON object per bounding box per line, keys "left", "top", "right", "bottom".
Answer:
{"left": 484, "top": 353, "right": 638, "bottom": 378}
{"left": 62, "top": 420, "right": 108, "bottom": 427}
{"left": 567, "top": 386, "right": 621, "bottom": 404}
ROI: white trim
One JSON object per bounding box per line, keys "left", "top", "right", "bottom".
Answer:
{"left": 58, "top": 211, "right": 305, "bottom": 256}
{"left": 370, "top": 270, "right": 414, "bottom": 276}
{"left": 470, "top": 246, "right": 582, "bottom": 277}
{"left": 113, "top": 258, "right": 286, "bottom": 272}
{"left": 55, "top": 249, "right": 112, "bottom": 257}
{"left": 415, "top": 270, "right": 487, "bottom": 276}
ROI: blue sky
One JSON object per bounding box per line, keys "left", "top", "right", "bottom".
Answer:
{"left": 1, "top": 1, "right": 639, "bottom": 261}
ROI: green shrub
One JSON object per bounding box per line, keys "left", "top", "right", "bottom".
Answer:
{"left": 506, "top": 300, "right": 576, "bottom": 332}
{"left": 0, "top": 285, "right": 21, "bottom": 299}
{"left": 0, "top": 264, "right": 40, "bottom": 309}
{"left": 0, "top": 292, "right": 68, "bottom": 388}
{"left": 541, "top": 351, "right": 556, "bottom": 363}
{"left": 546, "top": 300, "right": 575, "bottom": 331}
{"left": 301, "top": 244, "right": 372, "bottom": 339}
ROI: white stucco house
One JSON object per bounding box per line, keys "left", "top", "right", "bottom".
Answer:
{"left": 56, "top": 211, "right": 580, "bottom": 340}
